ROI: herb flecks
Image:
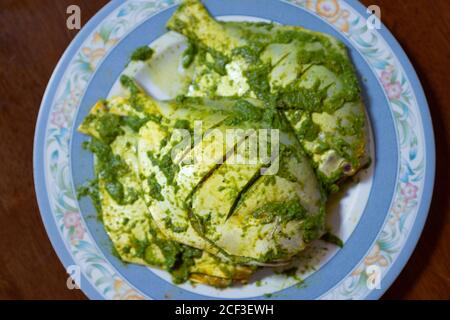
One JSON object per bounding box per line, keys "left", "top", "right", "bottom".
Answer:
{"left": 130, "top": 46, "right": 154, "bottom": 62}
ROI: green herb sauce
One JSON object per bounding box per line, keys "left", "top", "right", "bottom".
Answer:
{"left": 130, "top": 46, "right": 154, "bottom": 62}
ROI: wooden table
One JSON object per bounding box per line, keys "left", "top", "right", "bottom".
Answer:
{"left": 0, "top": 0, "right": 449, "bottom": 300}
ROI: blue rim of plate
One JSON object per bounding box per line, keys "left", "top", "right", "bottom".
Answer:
{"left": 33, "top": 0, "right": 435, "bottom": 300}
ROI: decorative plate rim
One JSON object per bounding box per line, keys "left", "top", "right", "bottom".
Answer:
{"left": 33, "top": 0, "right": 435, "bottom": 300}
{"left": 347, "top": 0, "right": 435, "bottom": 300}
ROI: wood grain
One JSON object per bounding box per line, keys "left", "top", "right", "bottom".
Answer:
{"left": 0, "top": 0, "right": 448, "bottom": 300}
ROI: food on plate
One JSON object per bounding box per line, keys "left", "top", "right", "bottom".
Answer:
{"left": 78, "top": 0, "right": 369, "bottom": 287}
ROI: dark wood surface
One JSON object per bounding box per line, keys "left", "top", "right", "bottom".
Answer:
{"left": 0, "top": 0, "right": 449, "bottom": 300}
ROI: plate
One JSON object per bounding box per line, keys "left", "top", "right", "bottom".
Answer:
{"left": 33, "top": 0, "right": 435, "bottom": 300}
